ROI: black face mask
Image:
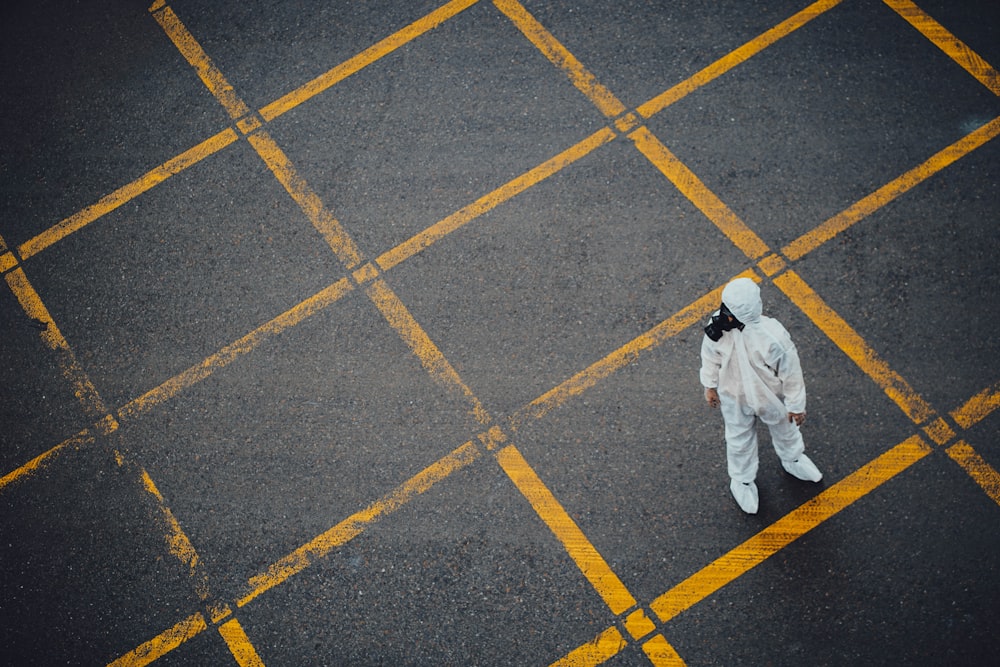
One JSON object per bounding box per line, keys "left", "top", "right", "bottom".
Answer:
{"left": 704, "top": 303, "right": 744, "bottom": 342}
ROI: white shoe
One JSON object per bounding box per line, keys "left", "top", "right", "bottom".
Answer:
{"left": 782, "top": 454, "right": 823, "bottom": 482}
{"left": 730, "top": 480, "right": 758, "bottom": 514}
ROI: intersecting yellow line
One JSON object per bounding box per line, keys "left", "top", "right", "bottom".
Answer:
{"left": 784, "top": 115, "right": 1000, "bottom": 260}
{"left": 951, "top": 381, "right": 1000, "bottom": 429}
{"left": 492, "top": 0, "right": 626, "bottom": 118}
{"left": 107, "top": 612, "right": 208, "bottom": 667}
{"left": 883, "top": 0, "right": 1000, "bottom": 96}
{"left": 17, "top": 129, "right": 239, "bottom": 260}
{"left": 637, "top": 0, "right": 843, "bottom": 118}
{"left": 260, "top": 0, "right": 481, "bottom": 122}
{"left": 217, "top": 618, "right": 267, "bottom": 667}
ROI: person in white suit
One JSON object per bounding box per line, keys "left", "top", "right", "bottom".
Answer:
{"left": 700, "top": 277, "right": 822, "bottom": 514}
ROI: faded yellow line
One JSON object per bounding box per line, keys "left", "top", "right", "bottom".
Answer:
{"left": 637, "top": 0, "right": 842, "bottom": 118}
{"left": 650, "top": 435, "right": 933, "bottom": 623}
{"left": 784, "top": 115, "right": 1000, "bottom": 260}
{"left": 245, "top": 130, "right": 364, "bottom": 269}
{"left": 641, "top": 634, "right": 687, "bottom": 667}
{"left": 119, "top": 278, "right": 352, "bottom": 422}
{"left": 946, "top": 440, "right": 1000, "bottom": 506}
{"left": 493, "top": 0, "right": 626, "bottom": 118}
{"left": 496, "top": 444, "right": 637, "bottom": 615}
{"left": 774, "top": 270, "right": 937, "bottom": 425}
{"left": 365, "top": 278, "right": 491, "bottom": 425}
{"left": 260, "top": 0, "right": 481, "bottom": 121}
{"left": 139, "top": 468, "right": 214, "bottom": 604}
{"left": 511, "top": 270, "right": 757, "bottom": 429}
{"left": 18, "top": 128, "right": 239, "bottom": 260}
{"left": 0, "top": 251, "right": 17, "bottom": 273}
{"left": 238, "top": 440, "right": 481, "bottom": 607}
{"left": 377, "top": 127, "right": 617, "bottom": 271}
{"left": 550, "top": 625, "right": 628, "bottom": 666}
{"left": 150, "top": 5, "right": 251, "bottom": 120}
{"left": 218, "top": 619, "right": 267, "bottom": 667}
{"left": 884, "top": 0, "right": 1000, "bottom": 96}
{"left": 5, "top": 267, "right": 111, "bottom": 420}
{"left": 106, "top": 612, "right": 207, "bottom": 667}
{"left": 951, "top": 381, "right": 1000, "bottom": 429}
{"left": 630, "top": 126, "right": 771, "bottom": 260}
{"left": 0, "top": 427, "right": 94, "bottom": 492}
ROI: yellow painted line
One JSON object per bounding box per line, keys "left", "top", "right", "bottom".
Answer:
{"left": 493, "top": 0, "right": 627, "bottom": 118}
{"left": 139, "top": 468, "right": 213, "bottom": 603}
{"left": 376, "top": 127, "right": 617, "bottom": 271}
{"left": 496, "top": 444, "right": 637, "bottom": 615}
{"left": 774, "top": 270, "right": 936, "bottom": 425}
{"left": 150, "top": 5, "right": 251, "bottom": 120}
{"left": 0, "top": 427, "right": 94, "bottom": 492}
{"left": 511, "top": 269, "right": 758, "bottom": 429}
{"left": 946, "top": 440, "right": 1000, "bottom": 506}
{"left": 951, "top": 381, "right": 1000, "bottom": 429}
{"left": 245, "top": 130, "right": 365, "bottom": 269}
{"left": 238, "top": 441, "right": 481, "bottom": 607}
{"left": 365, "top": 278, "right": 491, "bottom": 425}
{"left": 650, "top": 434, "right": 933, "bottom": 623}
{"left": 218, "top": 619, "right": 267, "bottom": 667}
{"left": 260, "top": 0, "right": 482, "bottom": 121}
{"left": 630, "top": 126, "right": 771, "bottom": 260}
{"left": 107, "top": 612, "right": 207, "bottom": 667}
{"left": 18, "top": 129, "right": 239, "bottom": 260}
{"left": 549, "top": 625, "right": 627, "bottom": 666}
{"left": 637, "top": 0, "right": 842, "bottom": 118}
{"left": 5, "top": 267, "right": 110, "bottom": 420}
{"left": 784, "top": 115, "right": 1000, "bottom": 260}
{"left": 0, "top": 251, "right": 16, "bottom": 273}
{"left": 119, "top": 278, "right": 352, "bottom": 422}
{"left": 641, "top": 634, "right": 687, "bottom": 666}
{"left": 883, "top": 0, "right": 1000, "bottom": 96}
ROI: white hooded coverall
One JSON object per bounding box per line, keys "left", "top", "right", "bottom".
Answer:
{"left": 700, "top": 278, "right": 806, "bottom": 483}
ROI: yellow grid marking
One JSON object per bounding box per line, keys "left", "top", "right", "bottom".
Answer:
{"left": 550, "top": 625, "right": 627, "bottom": 667}
{"left": 630, "top": 126, "right": 771, "bottom": 260}
{"left": 478, "top": 424, "right": 508, "bottom": 451}
{"left": 351, "top": 262, "right": 380, "bottom": 286}
{"left": 5, "top": 267, "right": 110, "bottom": 420}
{"left": 236, "top": 114, "right": 263, "bottom": 135}
{"left": 649, "top": 435, "right": 934, "bottom": 624}
{"left": 108, "top": 612, "right": 207, "bottom": 667}
{"left": 150, "top": 6, "right": 251, "bottom": 120}
{"left": 922, "top": 416, "right": 957, "bottom": 446}
{"left": 496, "top": 444, "right": 637, "bottom": 615}
{"left": 510, "top": 269, "right": 757, "bottom": 429}
{"left": 773, "top": 270, "right": 937, "bottom": 425}
{"left": 375, "top": 127, "right": 617, "bottom": 272}
{"left": 245, "top": 127, "right": 365, "bottom": 269}
{"left": 756, "top": 253, "right": 787, "bottom": 277}
{"left": 493, "top": 0, "right": 627, "bottom": 119}
{"left": 946, "top": 441, "right": 1000, "bottom": 506}
{"left": 636, "top": 0, "right": 843, "bottom": 119}
{"left": 0, "top": 427, "right": 94, "bottom": 491}
{"left": 365, "top": 278, "right": 492, "bottom": 425}
{"left": 17, "top": 128, "right": 239, "bottom": 260}
{"left": 623, "top": 608, "right": 656, "bottom": 640}
{"left": 217, "top": 619, "right": 267, "bottom": 667}
{"left": 884, "top": 0, "right": 1000, "bottom": 95}
{"left": 237, "top": 440, "right": 481, "bottom": 607}
{"left": 783, "top": 115, "right": 1000, "bottom": 260}
{"left": 641, "top": 634, "right": 687, "bottom": 667}
{"left": 259, "top": 0, "right": 482, "bottom": 122}
{"left": 951, "top": 381, "right": 1000, "bottom": 429}
{"left": 118, "top": 277, "right": 353, "bottom": 422}
{"left": 1, "top": 251, "right": 17, "bottom": 273}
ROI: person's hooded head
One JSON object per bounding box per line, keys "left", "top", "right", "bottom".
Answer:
{"left": 721, "top": 278, "right": 762, "bottom": 327}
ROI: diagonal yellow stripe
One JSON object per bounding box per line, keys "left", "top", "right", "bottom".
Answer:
{"left": 261, "top": 0, "right": 481, "bottom": 121}
{"left": 496, "top": 444, "right": 637, "bottom": 615}
{"left": 784, "top": 115, "right": 1000, "bottom": 260}
{"left": 883, "top": 0, "right": 1000, "bottom": 96}
{"left": 951, "top": 380, "right": 1000, "bottom": 429}
{"left": 549, "top": 625, "right": 627, "bottom": 667}
{"left": 946, "top": 441, "right": 1000, "bottom": 506}
{"left": 218, "top": 619, "right": 267, "bottom": 667}
{"left": 774, "top": 270, "right": 937, "bottom": 425}
{"left": 492, "top": 0, "right": 626, "bottom": 118}
{"left": 107, "top": 612, "right": 207, "bottom": 667}
{"left": 650, "top": 435, "right": 933, "bottom": 623}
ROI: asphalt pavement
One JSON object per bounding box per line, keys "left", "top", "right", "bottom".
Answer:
{"left": 2, "top": 0, "right": 999, "bottom": 665}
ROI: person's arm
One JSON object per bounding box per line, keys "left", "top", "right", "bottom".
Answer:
{"left": 770, "top": 326, "right": 806, "bottom": 422}
{"left": 700, "top": 335, "right": 722, "bottom": 408}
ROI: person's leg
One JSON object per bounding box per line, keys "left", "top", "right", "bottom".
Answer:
{"left": 768, "top": 419, "right": 822, "bottom": 482}
{"left": 721, "top": 398, "right": 758, "bottom": 483}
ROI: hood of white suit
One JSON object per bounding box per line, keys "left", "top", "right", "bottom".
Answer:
{"left": 721, "top": 278, "right": 762, "bottom": 326}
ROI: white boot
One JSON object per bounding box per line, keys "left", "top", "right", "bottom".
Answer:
{"left": 781, "top": 454, "right": 822, "bottom": 482}
{"left": 730, "top": 479, "right": 759, "bottom": 514}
